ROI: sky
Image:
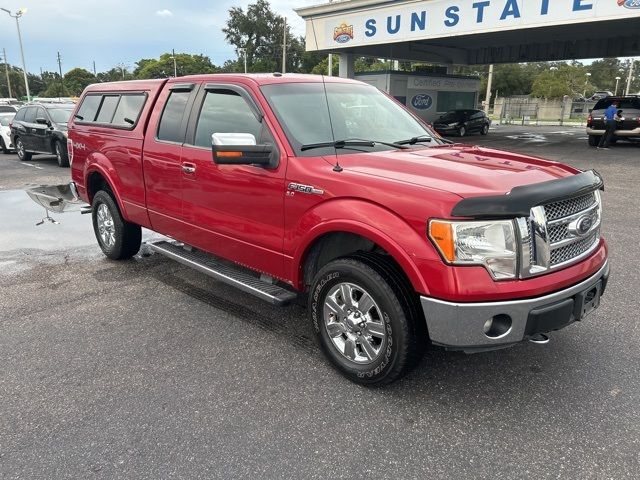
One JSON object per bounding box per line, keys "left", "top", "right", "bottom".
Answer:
{"left": 0, "top": 0, "right": 319, "bottom": 75}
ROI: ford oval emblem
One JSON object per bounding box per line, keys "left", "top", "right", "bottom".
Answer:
{"left": 622, "top": 0, "right": 640, "bottom": 9}
{"left": 576, "top": 215, "right": 593, "bottom": 235}
{"left": 411, "top": 94, "right": 433, "bottom": 110}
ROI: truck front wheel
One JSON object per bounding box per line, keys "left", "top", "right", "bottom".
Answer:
{"left": 91, "top": 190, "right": 141, "bottom": 260}
{"left": 309, "top": 256, "right": 423, "bottom": 385}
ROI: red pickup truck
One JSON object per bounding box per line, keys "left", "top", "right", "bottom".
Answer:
{"left": 68, "top": 74, "right": 608, "bottom": 385}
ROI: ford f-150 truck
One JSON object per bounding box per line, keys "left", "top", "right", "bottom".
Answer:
{"left": 67, "top": 74, "right": 608, "bottom": 385}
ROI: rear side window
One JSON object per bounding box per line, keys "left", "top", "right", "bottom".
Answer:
{"left": 24, "top": 107, "right": 37, "bottom": 123}
{"left": 594, "top": 98, "right": 640, "bottom": 110}
{"left": 76, "top": 92, "right": 146, "bottom": 128}
{"left": 76, "top": 95, "right": 101, "bottom": 122}
{"left": 112, "top": 94, "right": 146, "bottom": 127}
{"left": 14, "top": 108, "right": 26, "bottom": 121}
{"left": 95, "top": 95, "right": 120, "bottom": 123}
{"left": 157, "top": 90, "right": 190, "bottom": 142}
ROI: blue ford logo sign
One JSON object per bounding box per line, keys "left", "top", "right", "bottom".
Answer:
{"left": 623, "top": 0, "right": 640, "bottom": 9}
{"left": 411, "top": 94, "right": 432, "bottom": 110}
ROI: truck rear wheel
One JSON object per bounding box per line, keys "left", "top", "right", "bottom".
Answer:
{"left": 91, "top": 190, "right": 141, "bottom": 260}
{"left": 309, "top": 255, "right": 424, "bottom": 385}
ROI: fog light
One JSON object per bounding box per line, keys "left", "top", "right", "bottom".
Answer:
{"left": 483, "top": 314, "right": 512, "bottom": 339}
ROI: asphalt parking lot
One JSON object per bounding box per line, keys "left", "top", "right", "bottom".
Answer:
{"left": 1, "top": 125, "right": 638, "bottom": 479}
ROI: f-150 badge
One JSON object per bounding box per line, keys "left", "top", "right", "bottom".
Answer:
{"left": 287, "top": 183, "right": 324, "bottom": 195}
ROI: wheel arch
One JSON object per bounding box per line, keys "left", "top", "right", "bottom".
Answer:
{"left": 84, "top": 160, "right": 128, "bottom": 220}
{"left": 294, "top": 220, "right": 430, "bottom": 296}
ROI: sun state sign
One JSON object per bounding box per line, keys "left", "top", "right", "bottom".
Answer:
{"left": 307, "top": 0, "right": 640, "bottom": 50}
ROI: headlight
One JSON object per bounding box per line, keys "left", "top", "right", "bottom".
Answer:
{"left": 448, "top": 123, "right": 458, "bottom": 127}
{"left": 428, "top": 219, "right": 518, "bottom": 280}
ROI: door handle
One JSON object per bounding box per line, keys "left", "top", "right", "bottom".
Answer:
{"left": 182, "top": 163, "right": 196, "bottom": 174}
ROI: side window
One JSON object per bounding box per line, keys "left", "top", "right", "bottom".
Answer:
{"left": 157, "top": 90, "right": 191, "bottom": 142}
{"left": 14, "top": 108, "right": 26, "bottom": 121}
{"left": 95, "top": 95, "right": 120, "bottom": 123}
{"left": 23, "top": 107, "right": 37, "bottom": 123}
{"left": 112, "top": 94, "right": 146, "bottom": 127}
{"left": 76, "top": 95, "right": 101, "bottom": 122}
{"left": 194, "top": 89, "right": 263, "bottom": 148}
{"left": 36, "top": 107, "right": 47, "bottom": 121}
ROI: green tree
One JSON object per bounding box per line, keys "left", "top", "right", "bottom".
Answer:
{"left": 63, "top": 68, "right": 96, "bottom": 96}
{"left": 135, "top": 53, "right": 219, "bottom": 79}
{"left": 97, "top": 67, "right": 134, "bottom": 82}
{"left": 531, "top": 63, "right": 589, "bottom": 98}
{"left": 223, "top": 0, "right": 294, "bottom": 73}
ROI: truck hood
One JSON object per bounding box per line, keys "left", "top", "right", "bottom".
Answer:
{"left": 336, "top": 144, "right": 578, "bottom": 198}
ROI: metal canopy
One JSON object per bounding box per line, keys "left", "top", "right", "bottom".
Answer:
{"left": 296, "top": 0, "right": 640, "bottom": 66}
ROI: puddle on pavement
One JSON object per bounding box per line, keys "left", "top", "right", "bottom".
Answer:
{"left": 0, "top": 189, "right": 95, "bottom": 252}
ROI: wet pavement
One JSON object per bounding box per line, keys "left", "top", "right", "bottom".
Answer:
{"left": 1, "top": 130, "right": 639, "bottom": 479}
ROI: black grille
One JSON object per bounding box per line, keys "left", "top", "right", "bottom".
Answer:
{"left": 544, "top": 192, "right": 596, "bottom": 221}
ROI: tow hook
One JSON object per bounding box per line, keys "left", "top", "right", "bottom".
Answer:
{"left": 529, "top": 333, "right": 550, "bottom": 344}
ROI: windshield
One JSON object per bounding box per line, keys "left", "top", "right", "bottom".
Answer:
{"left": 0, "top": 114, "right": 14, "bottom": 126}
{"left": 261, "top": 82, "right": 437, "bottom": 156}
{"left": 48, "top": 108, "right": 73, "bottom": 124}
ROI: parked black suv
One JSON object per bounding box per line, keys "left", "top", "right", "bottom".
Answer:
{"left": 586, "top": 96, "right": 640, "bottom": 147}
{"left": 432, "top": 109, "right": 491, "bottom": 137}
{"left": 10, "top": 103, "right": 74, "bottom": 167}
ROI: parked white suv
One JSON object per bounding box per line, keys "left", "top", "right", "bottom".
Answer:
{"left": 0, "top": 112, "right": 15, "bottom": 153}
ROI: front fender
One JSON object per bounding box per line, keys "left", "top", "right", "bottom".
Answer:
{"left": 290, "top": 198, "right": 438, "bottom": 295}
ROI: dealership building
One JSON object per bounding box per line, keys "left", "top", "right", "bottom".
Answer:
{"left": 296, "top": 0, "right": 640, "bottom": 115}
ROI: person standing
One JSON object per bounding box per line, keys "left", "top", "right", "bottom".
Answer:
{"left": 598, "top": 101, "right": 619, "bottom": 149}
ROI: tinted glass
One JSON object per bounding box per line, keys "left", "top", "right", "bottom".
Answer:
{"left": 0, "top": 114, "right": 14, "bottom": 126}
{"left": 112, "top": 94, "right": 146, "bottom": 127}
{"left": 594, "top": 98, "right": 640, "bottom": 110}
{"left": 76, "top": 95, "right": 101, "bottom": 122}
{"left": 48, "top": 108, "right": 73, "bottom": 124}
{"left": 23, "top": 107, "right": 37, "bottom": 123}
{"left": 14, "top": 108, "right": 26, "bottom": 121}
{"left": 262, "top": 82, "right": 434, "bottom": 156}
{"left": 194, "top": 90, "right": 262, "bottom": 148}
{"left": 436, "top": 92, "right": 476, "bottom": 112}
{"left": 0, "top": 105, "right": 16, "bottom": 113}
{"left": 95, "top": 95, "right": 120, "bottom": 123}
{"left": 36, "top": 107, "right": 47, "bottom": 121}
{"left": 157, "top": 91, "right": 190, "bottom": 142}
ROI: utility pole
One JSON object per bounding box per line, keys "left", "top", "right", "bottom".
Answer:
{"left": 1, "top": 48, "right": 12, "bottom": 98}
{"left": 328, "top": 54, "right": 333, "bottom": 76}
{"left": 56, "top": 51, "right": 64, "bottom": 98}
{"left": 484, "top": 64, "right": 494, "bottom": 114}
{"left": 281, "top": 17, "right": 287, "bottom": 74}
{"left": 172, "top": 49, "right": 177, "bottom": 77}
{"left": 93, "top": 60, "right": 97, "bottom": 76}
{"left": 1, "top": 8, "right": 30, "bottom": 101}
{"left": 625, "top": 59, "right": 635, "bottom": 95}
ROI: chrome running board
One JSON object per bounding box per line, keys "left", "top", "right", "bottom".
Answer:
{"left": 147, "top": 240, "right": 297, "bottom": 306}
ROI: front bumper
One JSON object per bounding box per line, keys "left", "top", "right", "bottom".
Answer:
{"left": 420, "top": 261, "right": 609, "bottom": 351}
{"left": 586, "top": 127, "right": 640, "bottom": 137}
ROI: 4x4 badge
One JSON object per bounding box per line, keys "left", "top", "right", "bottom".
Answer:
{"left": 287, "top": 182, "right": 324, "bottom": 195}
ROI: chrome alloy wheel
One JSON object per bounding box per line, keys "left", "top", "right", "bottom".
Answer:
{"left": 55, "top": 143, "right": 62, "bottom": 162}
{"left": 96, "top": 203, "right": 115, "bottom": 248}
{"left": 17, "top": 139, "right": 24, "bottom": 158}
{"left": 323, "top": 282, "right": 387, "bottom": 364}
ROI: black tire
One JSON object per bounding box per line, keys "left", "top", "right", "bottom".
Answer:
{"left": 55, "top": 140, "right": 69, "bottom": 167}
{"left": 309, "top": 255, "right": 424, "bottom": 386}
{"left": 458, "top": 126, "right": 466, "bottom": 137}
{"left": 588, "top": 135, "right": 600, "bottom": 147}
{"left": 480, "top": 124, "right": 489, "bottom": 135}
{"left": 91, "top": 190, "right": 141, "bottom": 260}
{"left": 0, "top": 137, "right": 8, "bottom": 154}
{"left": 15, "top": 137, "right": 32, "bottom": 161}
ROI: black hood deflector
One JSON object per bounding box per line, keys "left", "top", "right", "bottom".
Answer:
{"left": 451, "top": 170, "right": 604, "bottom": 219}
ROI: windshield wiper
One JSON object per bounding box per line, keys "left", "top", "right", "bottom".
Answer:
{"left": 395, "top": 135, "right": 433, "bottom": 145}
{"left": 301, "top": 138, "right": 408, "bottom": 152}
